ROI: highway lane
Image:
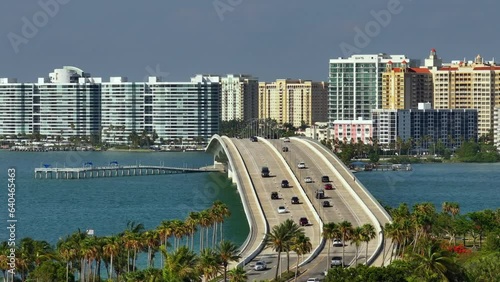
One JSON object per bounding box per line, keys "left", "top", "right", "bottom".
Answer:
{"left": 298, "top": 138, "right": 392, "bottom": 267}
{"left": 232, "top": 137, "right": 321, "bottom": 281}
{"left": 269, "top": 138, "right": 379, "bottom": 280}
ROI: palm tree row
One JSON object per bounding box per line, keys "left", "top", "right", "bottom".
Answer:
{"left": 0, "top": 200, "right": 235, "bottom": 281}
{"left": 265, "top": 219, "right": 313, "bottom": 281}
{"left": 323, "top": 221, "right": 376, "bottom": 268}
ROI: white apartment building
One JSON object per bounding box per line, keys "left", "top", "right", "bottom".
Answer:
{"left": 328, "top": 53, "right": 411, "bottom": 122}
{"left": 221, "top": 74, "right": 258, "bottom": 121}
{"left": 494, "top": 108, "right": 500, "bottom": 151}
{"left": 0, "top": 67, "right": 221, "bottom": 145}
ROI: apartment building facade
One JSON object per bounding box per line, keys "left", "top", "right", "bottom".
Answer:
{"left": 258, "top": 79, "right": 328, "bottom": 127}
{"left": 328, "top": 53, "right": 411, "bottom": 122}
{"left": 220, "top": 74, "right": 258, "bottom": 122}
{"left": 381, "top": 63, "right": 433, "bottom": 110}
{"left": 432, "top": 54, "right": 500, "bottom": 137}
{"left": 0, "top": 67, "right": 221, "bottom": 145}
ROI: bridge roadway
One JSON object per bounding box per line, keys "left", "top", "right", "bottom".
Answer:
{"left": 230, "top": 137, "right": 321, "bottom": 281}
{"left": 216, "top": 136, "right": 392, "bottom": 281}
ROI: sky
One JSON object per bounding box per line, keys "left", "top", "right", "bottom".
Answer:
{"left": 1, "top": 0, "right": 499, "bottom": 82}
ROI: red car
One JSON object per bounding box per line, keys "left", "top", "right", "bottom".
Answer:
{"left": 324, "top": 183, "right": 333, "bottom": 190}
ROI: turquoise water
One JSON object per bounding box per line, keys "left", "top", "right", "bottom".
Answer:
{"left": 355, "top": 163, "right": 500, "bottom": 213}
{"left": 0, "top": 151, "right": 249, "bottom": 247}
{"left": 1, "top": 151, "right": 499, "bottom": 248}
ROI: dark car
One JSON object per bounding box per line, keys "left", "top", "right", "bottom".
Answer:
{"left": 282, "top": 146, "right": 289, "bottom": 152}
{"left": 271, "top": 192, "right": 279, "bottom": 200}
{"left": 261, "top": 166, "right": 270, "bottom": 177}
{"left": 315, "top": 189, "right": 325, "bottom": 199}
{"left": 324, "top": 183, "right": 333, "bottom": 190}
{"left": 322, "top": 201, "right": 331, "bottom": 207}
{"left": 291, "top": 196, "right": 299, "bottom": 204}
{"left": 299, "top": 217, "right": 309, "bottom": 226}
{"left": 281, "top": 180, "right": 289, "bottom": 188}
{"left": 321, "top": 176, "right": 330, "bottom": 183}
{"left": 250, "top": 136, "right": 258, "bottom": 142}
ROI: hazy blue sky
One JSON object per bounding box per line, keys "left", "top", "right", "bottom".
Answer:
{"left": 1, "top": 0, "right": 499, "bottom": 82}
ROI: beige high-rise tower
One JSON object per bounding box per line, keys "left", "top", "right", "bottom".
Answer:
{"left": 433, "top": 54, "right": 500, "bottom": 136}
{"left": 258, "top": 79, "right": 328, "bottom": 127}
{"left": 382, "top": 61, "right": 433, "bottom": 110}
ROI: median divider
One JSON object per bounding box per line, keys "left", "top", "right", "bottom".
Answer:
{"left": 219, "top": 136, "right": 269, "bottom": 267}
{"left": 259, "top": 137, "right": 325, "bottom": 266}
{"left": 292, "top": 137, "right": 386, "bottom": 266}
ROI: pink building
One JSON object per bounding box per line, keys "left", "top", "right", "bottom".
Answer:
{"left": 331, "top": 119, "right": 373, "bottom": 144}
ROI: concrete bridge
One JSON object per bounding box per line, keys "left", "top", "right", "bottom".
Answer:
{"left": 205, "top": 135, "right": 393, "bottom": 281}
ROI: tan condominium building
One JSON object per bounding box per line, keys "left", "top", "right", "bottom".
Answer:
{"left": 221, "top": 74, "right": 258, "bottom": 121}
{"left": 382, "top": 62, "right": 433, "bottom": 110}
{"left": 258, "top": 79, "right": 328, "bottom": 127}
{"left": 433, "top": 54, "right": 500, "bottom": 136}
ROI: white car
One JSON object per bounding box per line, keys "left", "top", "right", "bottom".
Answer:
{"left": 331, "top": 256, "right": 343, "bottom": 267}
{"left": 307, "top": 278, "right": 320, "bottom": 282}
{"left": 254, "top": 260, "right": 267, "bottom": 271}
{"left": 333, "top": 239, "right": 343, "bottom": 247}
{"left": 304, "top": 176, "right": 313, "bottom": 183}
{"left": 283, "top": 137, "right": 290, "bottom": 142}
{"left": 297, "top": 162, "right": 306, "bottom": 169}
{"left": 277, "top": 206, "right": 287, "bottom": 214}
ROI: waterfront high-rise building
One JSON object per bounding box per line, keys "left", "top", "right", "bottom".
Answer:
{"left": 372, "top": 104, "right": 478, "bottom": 151}
{"left": 494, "top": 108, "right": 500, "bottom": 151}
{"left": 328, "top": 53, "right": 411, "bottom": 123}
{"left": 258, "top": 79, "right": 328, "bottom": 127}
{"left": 0, "top": 67, "right": 221, "bottom": 145}
{"left": 433, "top": 54, "right": 500, "bottom": 137}
{"left": 0, "top": 78, "right": 34, "bottom": 136}
{"left": 382, "top": 62, "right": 433, "bottom": 110}
{"left": 221, "top": 74, "right": 258, "bottom": 122}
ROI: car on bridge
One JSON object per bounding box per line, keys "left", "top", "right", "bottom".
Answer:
{"left": 250, "top": 136, "right": 258, "bottom": 142}
{"left": 322, "top": 200, "right": 331, "bottom": 207}
{"left": 283, "top": 137, "right": 290, "bottom": 142}
{"left": 282, "top": 146, "right": 289, "bottom": 152}
{"left": 315, "top": 189, "right": 325, "bottom": 199}
{"left": 281, "top": 179, "right": 289, "bottom": 188}
{"left": 254, "top": 260, "right": 267, "bottom": 271}
{"left": 304, "top": 176, "right": 313, "bottom": 183}
{"left": 291, "top": 196, "right": 300, "bottom": 204}
{"left": 333, "top": 239, "right": 343, "bottom": 247}
{"left": 307, "top": 278, "right": 320, "bottom": 282}
{"left": 261, "top": 166, "right": 270, "bottom": 177}
{"left": 331, "top": 256, "right": 343, "bottom": 267}
{"left": 277, "top": 206, "right": 287, "bottom": 214}
{"left": 299, "top": 217, "right": 309, "bottom": 226}
{"left": 324, "top": 183, "right": 333, "bottom": 190}
{"left": 298, "top": 162, "right": 306, "bottom": 169}
{"left": 321, "top": 175, "right": 330, "bottom": 182}
{"left": 271, "top": 192, "right": 279, "bottom": 200}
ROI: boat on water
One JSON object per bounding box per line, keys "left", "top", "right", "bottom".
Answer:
{"left": 392, "top": 164, "right": 412, "bottom": 171}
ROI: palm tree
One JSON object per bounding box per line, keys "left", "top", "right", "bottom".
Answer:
{"left": 213, "top": 201, "right": 231, "bottom": 243}
{"left": 361, "top": 223, "right": 376, "bottom": 264}
{"left": 265, "top": 223, "right": 295, "bottom": 280}
{"left": 408, "top": 242, "right": 458, "bottom": 281}
{"left": 185, "top": 212, "right": 200, "bottom": 250}
{"left": 228, "top": 266, "right": 247, "bottom": 282}
{"left": 197, "top": 248, "right": 221, "bottom": 282}
{"left": 102, "top": 235, "right": 120, "bottom": 280}
{"left": 292, "top": 234, "right": 312, "bottom": 281}
{"left": 350, "top": 226, "right": 364, "bottom": 266}
{"left": 170, "top": 219, "right": 186, "bottom": 250}
{"left": 122, "top": 221, "right": 145, "bottom": 272}
{"left": 157, "top": 220, "right": 174, "bottom": 264}
{"left": 338, "top": 221, "right": 353, "bottom": 265}
{"left": 216, "top": 240, "right": 241, "bottom": 282}
{"left": 322, "top": 222, "right": 339, "bottom": 271}
{"left": 281, "top": 219, "right": 304, "bottom": 273}
{"left": 163, "top": 246, "right": 198, "bottom": 282}
{"left": 57, "top": 238, "right": 78, "bottom": 282}
{"left": 142, "top": 230, "right": 161, "bottom": 268}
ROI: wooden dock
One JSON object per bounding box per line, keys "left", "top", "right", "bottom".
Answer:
{"left": 34, "top": 164, "right": 225, "bottom": 179}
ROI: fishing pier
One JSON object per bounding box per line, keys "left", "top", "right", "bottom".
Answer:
{"left": 34, "top": 164, "right": 225, "bottom": 179}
